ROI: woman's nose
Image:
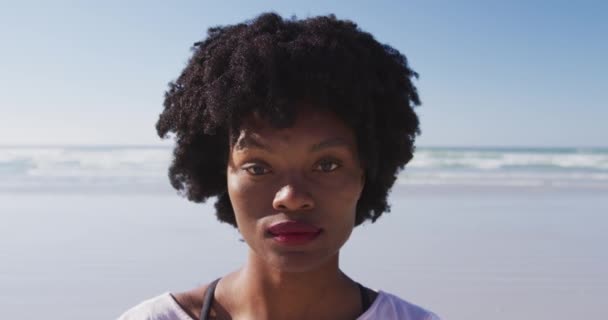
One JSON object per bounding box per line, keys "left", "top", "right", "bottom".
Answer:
{"left": 272, "top": 180, "right": 315, "bottom": 212}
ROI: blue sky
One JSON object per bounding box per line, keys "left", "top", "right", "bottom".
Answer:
{"left": 1, "top": 0, "right": 606, "bottom": 147}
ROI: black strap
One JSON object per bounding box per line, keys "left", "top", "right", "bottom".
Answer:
{"left": 357, "top": 283, "right": 372, "bottom": 313}
{"left": 200, "top": 279, "right": 371, "bottom": 319}
{"left": 200, "top": 278, "right": 220, "bottom": 320}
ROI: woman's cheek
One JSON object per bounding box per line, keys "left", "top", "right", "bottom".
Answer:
{"left": 228, "top": 172, "right": 275, "bottom": 217}
{"left": 315, "top": 169, "right": 364, "bottom": 195}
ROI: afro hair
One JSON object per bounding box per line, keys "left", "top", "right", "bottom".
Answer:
{"left": 156, "top": 12, "right": 421, "bottom": 227}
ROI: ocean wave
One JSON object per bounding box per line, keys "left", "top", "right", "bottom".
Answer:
{"left": 0, "top": 147, "right": 171, "bottom": 177}
{"left": 1, "top": 146, "right": 608, "bottom": 192}
{"left": 410, "top": 148, "right": 608, "bottom": 171}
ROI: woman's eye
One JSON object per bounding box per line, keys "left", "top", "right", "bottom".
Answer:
{"left": 315, "top": 160, "right": 341, "bottom": 173}
{"left": 244, "top": 165, "right": 269, "bottom": 176}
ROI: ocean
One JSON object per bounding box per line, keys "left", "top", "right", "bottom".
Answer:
{"left": 1, "top": 146, "right": 607, "bottom": 319}
{"left": 2, "top": 146, "right": 607, "bottom": 192}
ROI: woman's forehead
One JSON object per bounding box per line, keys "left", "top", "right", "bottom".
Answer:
{"left": 232, "top": 108, "right": 357, "bottom": 149}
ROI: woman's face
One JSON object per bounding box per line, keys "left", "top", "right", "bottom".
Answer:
{"left": 227, "top": 108, "right": 365, "bottom": 273}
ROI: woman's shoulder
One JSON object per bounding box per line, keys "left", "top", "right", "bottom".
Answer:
{"left": 116, "top": 292, "right": 189, "bottom": 320}
{"left": 117, "top": 284, "right": 210, "bottom": 320}
{"left": 359, "top": 290, "right": 441, "bottom": 320}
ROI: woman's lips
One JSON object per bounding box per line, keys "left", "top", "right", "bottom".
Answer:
{"left": 267, "top": 221, "right": 322, "bottom": 245}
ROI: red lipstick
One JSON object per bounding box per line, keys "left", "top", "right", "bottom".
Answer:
{"left": 267, "top": 221, "right": 322, "bottom": 245}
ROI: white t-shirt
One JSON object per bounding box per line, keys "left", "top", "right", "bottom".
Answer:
{"left": 117, "top": 290, "right": 440, "bottom": 320}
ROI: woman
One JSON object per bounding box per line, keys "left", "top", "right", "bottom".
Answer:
{"left": 119, "top": 12, "right": 439, "bottom": 320}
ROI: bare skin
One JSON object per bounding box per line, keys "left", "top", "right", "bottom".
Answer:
{"left": 174, "top": 107, "right": 378, "bottom": 319}
{"left": 173, "top": 259, "right": 377, "bottom": 319}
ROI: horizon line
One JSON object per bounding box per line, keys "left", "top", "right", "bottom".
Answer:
{"left": 1, "top": 144, "right": 607, "bottom": 150}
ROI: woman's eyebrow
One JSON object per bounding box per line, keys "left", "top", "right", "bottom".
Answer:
{"left": 234, "top": 135, "right": 272, "bottom": 151}
{"left": 310, "top": 138, "right": 351, "bottom": 152}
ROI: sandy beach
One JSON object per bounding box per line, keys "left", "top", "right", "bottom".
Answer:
{"left": 1, "top": 183, "right": 606, "bottom": 319}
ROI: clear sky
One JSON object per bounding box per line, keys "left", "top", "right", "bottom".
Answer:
{"left": 1, "top": 0, "right": 606, "bottom": 147}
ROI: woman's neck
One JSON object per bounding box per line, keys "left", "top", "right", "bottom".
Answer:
{"left": 217, "top": 251, "right": 361, "bottom": 320}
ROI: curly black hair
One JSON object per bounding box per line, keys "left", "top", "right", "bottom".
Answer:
{"left": 156, "top": 12, "right": 420, "bottom": 227}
